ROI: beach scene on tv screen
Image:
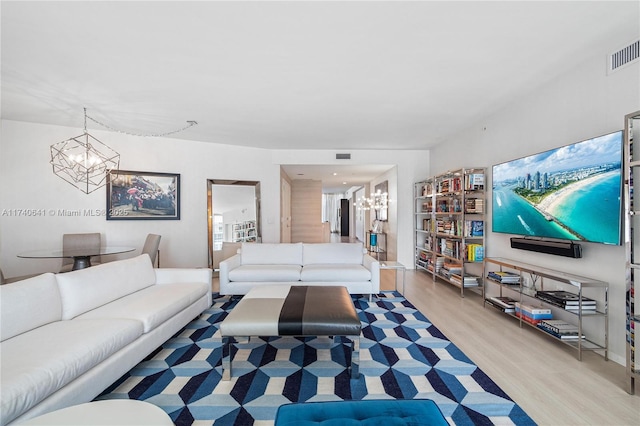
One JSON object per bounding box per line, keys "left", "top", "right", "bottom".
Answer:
{"left": 492, "top": 131, "right": 622, "bottom": 245}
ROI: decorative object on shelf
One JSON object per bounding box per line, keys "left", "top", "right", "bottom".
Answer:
{"left": 50, "top": 108, "right": 120, "bottom": 194}
{"left": 106, "top": 170, "right": 180, "bottom": 220}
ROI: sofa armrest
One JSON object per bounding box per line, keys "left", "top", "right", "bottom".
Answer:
{"left": 155, "top": 268, "right": 212, "bottom": 286}
{"left": 363, "top": 254, "right": 380, "bottom": 294}
{"left": 219, "top": 254, "right": 242, "bottom": 291}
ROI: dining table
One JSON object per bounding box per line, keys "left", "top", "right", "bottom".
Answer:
{"left": 18, "top": 246, "right": 136, "bottom": 271}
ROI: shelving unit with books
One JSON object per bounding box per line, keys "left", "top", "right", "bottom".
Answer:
{"left": 232, "top": 220, "right": 256, "bottom": 242}
{"left": 414, "top": 179, "right": 434, "bottom": 272}
{"left": 483, "top": 257, "right": 608, "bottom": 361}
{"left": 414, "top": 168, "right": 486, "bottom": 297}
{"left": 624, "top": 110, "right": 640, "bottom": 394}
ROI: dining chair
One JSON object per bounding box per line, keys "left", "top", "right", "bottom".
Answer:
{"left": 142, "top": 234, "right": 161, "bottom": 268}
{"left": 60, "top": 233, "right": 102, "bottom": 273}
{"left": 0, "top": 267, "right": 41, "bottom": 284}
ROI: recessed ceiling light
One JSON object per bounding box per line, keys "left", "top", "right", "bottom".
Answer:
{"left": 333, "top": 172, "right": 338, "bottom": 176}
{"left": 342, "top": 181, "right": 347, "bottom": 185}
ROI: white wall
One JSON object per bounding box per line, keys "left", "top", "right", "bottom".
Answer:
{"left": 0, "top": 122, "right": 429, "bottom": 276}
{"left": 430, "top": 48, "right": 640, "bottom": 365}
{"left": 0, "top": 120, "right": 280, "bottom": 274}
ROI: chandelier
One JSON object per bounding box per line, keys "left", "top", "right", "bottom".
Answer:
{"left": 50, "top": 108, "right": 120, "bottom": 194}
{"left": 355, "top": 189, "right": 389, "bottom": 220}
{"left": 49, "top": 108, "right": 197, "bottom": 194}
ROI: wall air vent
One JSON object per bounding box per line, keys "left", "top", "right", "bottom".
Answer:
{"left": 336, "top": 153, "right": 351, "bottom": 160}
{"left": 608, "top": 39, "right": 639, "bottom": 74}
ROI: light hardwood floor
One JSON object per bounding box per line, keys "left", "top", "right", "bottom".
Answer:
{"left": 387, "top": 269, "right": 640, "bottom": 426}
{"left": 212, "top": 270, "right": 640, "bottom": 425}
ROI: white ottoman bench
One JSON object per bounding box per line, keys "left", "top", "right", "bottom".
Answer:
{"left": 219, "top": 285, "right": 361, "bottom": 380}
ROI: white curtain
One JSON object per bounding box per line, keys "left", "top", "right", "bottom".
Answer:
{"left": 322, "top": 193, "right": 342, "bottom": 233}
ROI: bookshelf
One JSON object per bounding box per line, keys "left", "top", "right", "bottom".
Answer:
{"left": 624, "top": 110, "right": 640, "bottom": 394}
{"left": 414, "top": 168, "right": 486, "bottom": 296}
{"left": 232, "top": 220, "right": 256, "bottom": 242}
{"left": 483, "top": 257, "right": 608, "bottom": 361}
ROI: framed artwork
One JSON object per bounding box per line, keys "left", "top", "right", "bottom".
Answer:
{"left": 106, "top": 170, "right": 180, "bottom": 220}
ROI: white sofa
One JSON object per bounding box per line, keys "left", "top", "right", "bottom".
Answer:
{"left": 219, "top": 242, "right": 380, "bottom": 297}
{"left": 0, "top": 255, "right": 212, "bottom": 426}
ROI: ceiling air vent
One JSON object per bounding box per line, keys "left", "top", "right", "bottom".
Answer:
{"left": 608, "top": 39, "right": 639, "bottom": 74}
{"left": 336, "top": 153, "right": 351, "bottom": 160}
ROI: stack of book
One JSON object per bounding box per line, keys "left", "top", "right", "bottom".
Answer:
{"left": 441, "top": 262, "right": 461, "bottom": 277}
{"left": 451, "top": 274, "right": 480, "bottom": 287}
{"left": 537, "top": 319, "right": 585, "bottom": 340}
{"left": 485, "top": 296, "right": 516, "bottom": 313}
{"left": 487, "top": 271, "right": 520, "bottom": 284}
{"left": 535, "top": 290, "right": 597, "bottom": 312}
{"left": 427, "top": 257, "right": 445, "bottom": 274}
{"left": 514, "top": 302, "right": 552, "bottom": 325}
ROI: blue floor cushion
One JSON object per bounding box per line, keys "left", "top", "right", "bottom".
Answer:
{"left": 274, "top": 399, "right": 449, "bottom": 426}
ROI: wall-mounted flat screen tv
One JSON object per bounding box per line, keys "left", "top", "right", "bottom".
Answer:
{"left": 492, "top": 130, "right": 623, "bottom": 245}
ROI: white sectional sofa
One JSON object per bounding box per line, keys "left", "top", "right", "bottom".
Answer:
{"left": 0, "top": 255, "right": 212, "bottom": 426}
{"left": 219, "top": 242, "right": 380, "bottom": 298}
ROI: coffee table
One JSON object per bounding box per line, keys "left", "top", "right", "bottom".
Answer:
{"left": 219, "top": 285, "right": 361, "bottom": 380}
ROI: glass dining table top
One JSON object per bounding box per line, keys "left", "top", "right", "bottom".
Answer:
{"left": 18, "top": 246, "right": 136, "bottom": 259}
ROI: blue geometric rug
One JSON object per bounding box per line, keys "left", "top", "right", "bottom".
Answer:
{"left": 98, "top": 292, "right": 536, "bottom": 425}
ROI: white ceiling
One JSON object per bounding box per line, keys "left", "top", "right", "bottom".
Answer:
{"left": 2, "top": 1, "right": 638, "bottom": 190}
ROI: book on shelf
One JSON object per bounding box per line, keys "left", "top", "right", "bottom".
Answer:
{"left": 464, "top": 198, "right": 484, "bottom": 213}
{"left": 464, "top": 220, "right": 484, "bottom": 237}
{"left": 537, "top": 326, "right": 586, "bottom": 340}
{"left": 464, "top": 173, "right": 485, "bottom": 190}
{"left": 466, "top": 244, "right": 484, "bottom": 261}
{"left": 485, "top": 297, "right": 515, "bottom": 313}
{"left": 537, "top": 319, "right": 580, "bottom": 334}
{"left": 535, "top": 291, "right": 597, "bottom": 309}
{"left": 515, "top": 302, "right": 553, "bottom": 320}
{"left": 488, "top": 296, "right": 516, "bottom": 309}
{"left": 514, "top": 302, "right": 551, "bottom": 315}
{"left": 487, "top": 271, "right": 520, "bottom": 284}
{"left": 537, "top": 320, "right": 586, "bottom": 340}
{"left": 516, "top": 311, "right": 543, "bottom": 325}
{"left": 452, "top": 273, "right": 480, "bottom": 287}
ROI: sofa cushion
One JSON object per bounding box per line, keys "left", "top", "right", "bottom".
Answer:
{"left": 75, "top": 282, "right": 210, "bottom": 333}
{"left": 241, "top": 243, "right": 303, "bottom": 265}
{"left": 300, "top": 264, "right": 371, "bottom": 282}
{"left": 56, "top": 255, "right": 157, "bottom": 320}
{"left": 0, "top": 318, "right": 143, "bottom": 426}
{"left": 229, "top": 265, "right": 302, "bottom": 282}
{"left": 303, "top": 243, "right": 364, "bottom": 265}
{"left": 0, "top": 273, "right": 61, "bottom": 341}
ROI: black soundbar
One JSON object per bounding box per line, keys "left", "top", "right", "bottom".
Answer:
{"left": 510, "top": 237, "right": 582, "bottom": 258}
